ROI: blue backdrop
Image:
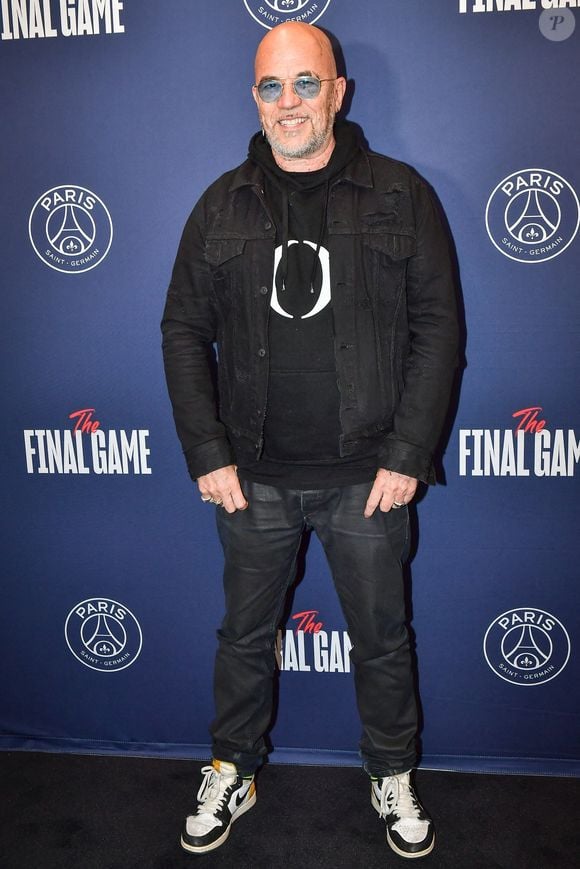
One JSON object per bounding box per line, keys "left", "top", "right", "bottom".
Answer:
{"left": 1, "top": 0, "right": 579, "bottom": 776}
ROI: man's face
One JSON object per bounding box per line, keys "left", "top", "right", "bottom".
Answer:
{"left": 252, "top": 29, "right": 346, "bottom": 162}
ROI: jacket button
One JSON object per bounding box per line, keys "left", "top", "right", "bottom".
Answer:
{"left": 260, "top": 286, "right": 268, "bottom": 295}
{"left": 264, "top": 221, "right": 272, "bottom": 230}
{"left": 258, "top": 348, "right": 266, "bottom": 357}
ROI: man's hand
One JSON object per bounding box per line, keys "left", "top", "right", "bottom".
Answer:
{"left": 197, "top": 465, "right": 248, "bottom": 514}
{"left": 364, "top": 469, "right": 418, "bottom": 518}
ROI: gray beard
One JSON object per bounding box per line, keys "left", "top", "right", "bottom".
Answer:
{"left": 265, "top": 119, "right": 334, "bottom": 161}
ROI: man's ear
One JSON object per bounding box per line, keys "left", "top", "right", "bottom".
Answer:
{"left": 334, "top": 76, "right": 347, "bottom": 112}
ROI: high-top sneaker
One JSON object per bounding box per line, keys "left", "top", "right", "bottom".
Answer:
{"left": 181, "top": 759, "right": 256, "bottom": 853}
{"left": 371, "top": 770, "right": 434, "bottom": 858}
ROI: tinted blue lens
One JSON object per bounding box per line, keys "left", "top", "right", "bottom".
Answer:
{"left": 257, "top": 77, "right": 322, "bottom": 102}
{"left": 293, "top": 77, "right": 321, "bottom": 99}
{"left": 258, "top": 80, "right": 283, "bottom": 102}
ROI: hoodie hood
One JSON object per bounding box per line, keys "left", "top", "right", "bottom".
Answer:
{"left": 248, "top": 119, "right": 361, "bottom": 189}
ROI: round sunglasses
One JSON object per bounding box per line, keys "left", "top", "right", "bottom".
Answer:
{"left": 255, "top": 75, "right": 336, "bottom": 103}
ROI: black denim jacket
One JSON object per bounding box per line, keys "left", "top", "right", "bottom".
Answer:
{"left": 161, "top": 146, "right": 459, "bottom": 484}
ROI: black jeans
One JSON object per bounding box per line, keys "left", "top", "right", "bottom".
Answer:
{"left": 211, "top": 480, "right": 418, "bottom": 777}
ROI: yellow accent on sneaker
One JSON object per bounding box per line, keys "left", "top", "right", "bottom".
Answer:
{"left": 211, "top": 758, "right": 237, "bottom": 775}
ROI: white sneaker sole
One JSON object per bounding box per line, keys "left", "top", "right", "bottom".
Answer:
{"left": 180, "top": 791, "right": 257, "bottom": 854}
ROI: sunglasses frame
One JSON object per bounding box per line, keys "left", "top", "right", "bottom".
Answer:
{"left": 255, "top": 75, "right": 336, "bottom": 103}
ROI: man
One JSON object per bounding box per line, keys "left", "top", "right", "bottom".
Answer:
{"left": 162, "top": 21, "right": 458, "bottom": 859}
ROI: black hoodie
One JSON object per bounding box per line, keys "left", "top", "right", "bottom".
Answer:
{"left": 239, "top": 122, "right": 378, "bottom": 489}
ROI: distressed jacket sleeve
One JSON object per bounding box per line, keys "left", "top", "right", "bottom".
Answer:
{"left": 161, "top": 201, "right": 235, "bottom": 480}
{"left": 378, "top": 175, "right": 459, "bottom": 484}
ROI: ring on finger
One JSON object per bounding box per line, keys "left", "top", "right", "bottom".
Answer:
{"left": 392, "top": 500, "right": 406, "bottom": 509}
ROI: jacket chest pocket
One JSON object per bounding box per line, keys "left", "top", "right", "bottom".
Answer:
{"left": 362, "top": 232, "right": 416, "bottom": 304}
{"left": 206, "top": 238, "right": 247, "bottom": 307}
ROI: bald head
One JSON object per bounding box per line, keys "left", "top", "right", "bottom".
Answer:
{"left": 254, "top": 22, "right": 338, "bottom": 82}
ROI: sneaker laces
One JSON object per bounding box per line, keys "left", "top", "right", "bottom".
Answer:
{"left": 378, "top": 774, "right": 421, "bottom": 821}
{"left": 194, "top": 765, "right": 237, "bottom": 818}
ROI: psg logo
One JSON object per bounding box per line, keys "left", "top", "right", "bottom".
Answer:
{"left": 483, "top": 608, "right": 570, "bottom": 686}
{"left": 243, "top": 0, "right": 332, "bottom": 30}
{"left": 65, "top": 598, "right": 143, "bottom": 672}
{"left": 29, "top": 185, "right": 113, "bottom": 274}
{"left": 485, "top": 169, "right": 579, "bottom": 263}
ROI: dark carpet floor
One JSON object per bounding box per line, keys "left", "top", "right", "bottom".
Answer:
{"left": 1, "top": 752, "right": 578, "bottom": 869}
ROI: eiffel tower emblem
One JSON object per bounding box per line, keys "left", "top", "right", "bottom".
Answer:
{"left": 503, "top": 625, "right": 551, "bottom": 670}
{"left": 49, "top": 204, "right": 94, "bottom": 255}
{"left": 83, "top": 614, "right": 126, "bottom": 657}
{"left": 507, "top": 189, "right": 559, "bottom": 245}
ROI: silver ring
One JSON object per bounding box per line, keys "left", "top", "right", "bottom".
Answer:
{"left": 210, "top": 497, "right": 223, "bottom": 506}
{"left": 200, "top": 495, "right": 212, "bottom": 503}
{"left": 392, "top": 501, "right": 405, "bottom": 509}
